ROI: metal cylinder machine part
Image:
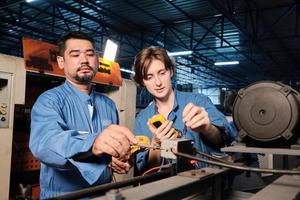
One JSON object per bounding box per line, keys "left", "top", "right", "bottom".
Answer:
{"left": 233, "top": 81, "right": 300, "bottom": 148}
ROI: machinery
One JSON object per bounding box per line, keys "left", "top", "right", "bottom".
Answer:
{"left": 0, "top": 53, "right": 26, "bottom": 200}
{"left": 51, "top": 138, "right": 230, "bottom": 200}
{"left": 52, "top": 136, "right": 300, "bottom": 200}
{"left": 4, "top": 48, "right": 300, "bottom": 200}
{"left": 51, "top": 81, "right": 300, "bottom": 200}
{"left": 149, "top": 114, "right": 181, "bottom": 138}
{"left": 233, "top": 81, "right": 300, "bottom": 148}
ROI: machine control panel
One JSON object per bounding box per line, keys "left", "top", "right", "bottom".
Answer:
{"left": 0, "top": 72, "right": 12, "bottom": 128}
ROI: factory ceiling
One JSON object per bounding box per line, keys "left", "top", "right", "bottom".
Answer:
{"left": 0, "top": 0, "right": 299, "bottom": 89}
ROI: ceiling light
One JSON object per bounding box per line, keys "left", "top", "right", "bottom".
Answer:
{"left": 120, "top": 68, "right": 135, "bottom": 75}
{"left": 103, "top": 39, "right": 118, "bottom": 62}
{"left": 168, "top": 50, "right": 193, "bottom": 56}
{"left": 214, "top": 14, "right": 222, "bottom": 17}
{"left": 26, "top": 0, "right": 36, "bottom": 2}
{"left": 214, "top": 61, "right": 239, "bottom": 66}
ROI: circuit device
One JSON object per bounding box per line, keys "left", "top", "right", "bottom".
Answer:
{"left": 149, "top": 114, "right": 180, "bottom": 139}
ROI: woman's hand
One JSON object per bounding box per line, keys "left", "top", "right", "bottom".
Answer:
{"left": 147, "top": 120, "right": 175, "bottom": 145}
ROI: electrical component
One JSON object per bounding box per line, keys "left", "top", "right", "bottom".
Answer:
{"left": 161, "top": 138, "right": 194, "bottom": 159}
{"left": 130, "top": 135, "right": 151, "bottom": 155}
{"left": 161, "top": 138, "right": 195, "bottom": 172}
{"left": 148, "top": 114, "right": 180, "bottom": 139}
{"left": 233, "top": 81, "right": 300, "bottom": 147}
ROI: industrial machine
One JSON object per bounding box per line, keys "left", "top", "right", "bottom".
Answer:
{"left": 233, "top": 81, "right": 300, "bottom": 148}
{"left": 51, "top": 136, "right": 300, "bottom": 200}
{"left": 51, "top": 81, "right": 300, "bottom": 200}
{"left": 4, "top": 49, "right": 300, "bottom": 200}
{"left": 0, "top": 53, "right": 26, "bottom": 200}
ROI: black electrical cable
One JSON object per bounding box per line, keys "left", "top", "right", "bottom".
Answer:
{"left": 196, "top": 150, "right": 232, "bottom": 164}
{"left": 173, "top": 149, "right": 300, "bottom": 175}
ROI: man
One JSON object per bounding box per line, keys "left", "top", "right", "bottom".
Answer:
{"left": 131, "top": 47, "right": 231, "bottom": 173}
{"left": 29, "top": 31, "right": 137, "bottom": 198}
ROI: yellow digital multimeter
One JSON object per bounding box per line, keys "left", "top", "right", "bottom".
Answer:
{"left": 149, "top": 114, "right": 180, "bottom": 138}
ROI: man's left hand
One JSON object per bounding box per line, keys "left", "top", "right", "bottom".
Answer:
{"left": 110, "top": 157, "right": 132, "bottom": 174}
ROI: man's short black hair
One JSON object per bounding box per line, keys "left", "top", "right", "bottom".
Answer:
{"left": 57, "top": 31, "right": 95, "bottom": 56}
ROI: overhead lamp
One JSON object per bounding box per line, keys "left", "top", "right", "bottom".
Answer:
{"left": 214, "top": 61, "right": 239, "bottom": 66}
{"left": 168, "top": 50, "right": 193, "bottom": 56}
{"left": 26, "top": 0, "right": 36, "bottom": 2}
{"left": 103, "top": 39, "right": 118, "bottom": 62}
{"left": 120, "top": 68, "right": 135, "bottom": 75}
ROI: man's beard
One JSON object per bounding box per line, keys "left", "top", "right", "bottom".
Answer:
{"left": 75, "top": 73, "right": 95, "bottom": 84}
{"left": 75, "top": 65, "right": 96, "bottom": 84}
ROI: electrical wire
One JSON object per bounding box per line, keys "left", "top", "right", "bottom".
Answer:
{"left": 157, "top": 158, "right": 165, "bottom": 172}
{"left": 51, "top": 170, "right": 172, "bottom": 200}
{"left": 142, "top": 166, "right": 162, "bottom": 176}
{"left": 142, "top": 164, "right": 172, "bottom": 176}
{"left": 196, "top": 150, "right": 233, "bottom": 164}
{"left": 172, "top": 149, "right": 300, "bottom": 175}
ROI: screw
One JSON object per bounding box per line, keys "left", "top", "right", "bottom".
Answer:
{"left": 106, "top": 189, "right": 123, "bottom": 200}
{"left": 191, "top": 170, "right": 196, "bottom": 176}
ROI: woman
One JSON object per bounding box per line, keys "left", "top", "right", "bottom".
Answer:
{"left": 131, "top": 47, "right": 231, "bottom": 174}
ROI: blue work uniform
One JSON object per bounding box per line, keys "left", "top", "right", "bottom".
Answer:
{"left": 134, "top": 89, "right": 231, "bottom": 174}
{"left": 29, "top": 81, "right": 118, "bottom": 199}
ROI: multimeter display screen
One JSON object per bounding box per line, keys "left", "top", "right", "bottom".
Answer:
{"left": 152, "top": 121, "right": 162, "bottom": 128}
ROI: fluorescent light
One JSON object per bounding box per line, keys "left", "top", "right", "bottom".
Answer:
{"left": 214, "top": 61, "right": 239, "bottom": 66}
{"left": 168, "top": 50, "right": 193, "bottom": 56}
{"left": 26, "top": 0, "right": 36, "bottom": 2}
{"left": 103, "top": 39, "right": 118, "bottom": 61}
{"left": 120, "top": 68, "right": 135, "bottom": 75}
{"left": 214, "top": 14, "right": 222, "bottom": 17}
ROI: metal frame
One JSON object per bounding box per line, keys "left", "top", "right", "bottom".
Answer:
{"left": 94, "top": 168, "right": 227, "bottom": 200}
{"left": 0, "top": 0, "right": 299, "bottom": 88}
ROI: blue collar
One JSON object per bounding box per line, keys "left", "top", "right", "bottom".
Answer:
{"left": 63, "top": 81, "right": 94, "bottom": 104}
{"left": 149, "top": 89, "right": 180, "bottom": 120}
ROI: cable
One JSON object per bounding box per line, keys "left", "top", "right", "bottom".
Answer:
{"left": 172, "top": 149, "right": 300, "bottom": 175}
{"left": 51, "top": 170, "right": 172, "bottom": 200}
{"left": 142, "top": 164, "right": 172, "bottom": 176}
{"left": 157, "top": 158, "right": 165, "bottom": 172}
{"left": 196, "top": 150, "right": 232, "bottom": 164}
{"left": 142, "top": 166, "right": 162, "bottom": 176}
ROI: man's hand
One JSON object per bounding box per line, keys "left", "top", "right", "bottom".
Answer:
{"left": 147, "top": 120, "right": 175, "bottom": 145}
{"left": 92, "top": 125, "right": 137, "bottom": 161}
{"left": 110, "top": 157, "right": 132, "bottom": 174}
{"left": 182, "top": 103, "right": 212, "bottom": 133}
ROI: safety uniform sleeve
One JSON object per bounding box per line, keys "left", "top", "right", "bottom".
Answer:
{"left": 29, "top": 92, "right": 110, "bottom": 185}
{"left": 198, "top": 95, "right": 232, "bottom": 147}
{"left": 133, "top": 116, "right": 149, "bottom": 175}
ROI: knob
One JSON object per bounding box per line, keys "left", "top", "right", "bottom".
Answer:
{"left": 1, "top": 104, "right": 7, "bottom": 108}
{"left": 0, "top": 109, "right": 6, "bottom": 115}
